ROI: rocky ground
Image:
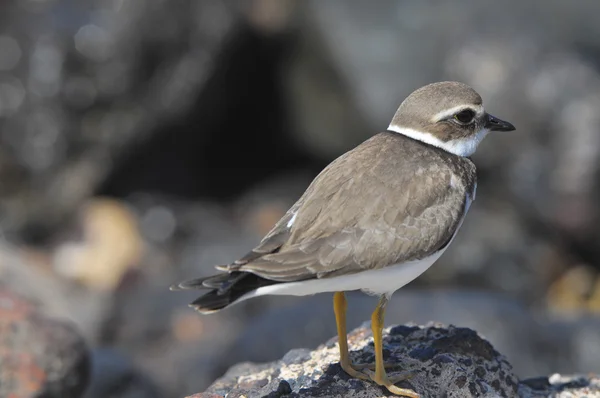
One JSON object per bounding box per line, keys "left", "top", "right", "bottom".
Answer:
{"left": 2, "top": 1, "right": 600, "bottom": 397}
{"left": 193, "top": 323, "right": 599, "bottom": 398}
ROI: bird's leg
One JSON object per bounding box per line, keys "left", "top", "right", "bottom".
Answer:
{"left": 366, "top": 295, "right": 419, "bottom": 398}
{"left": 333, "top": 293, "right": 401, "bottom": 374}
{"left": 333, "top": 292, "right": 370, "bottom": 380}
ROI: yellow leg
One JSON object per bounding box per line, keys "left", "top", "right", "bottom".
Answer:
{"left": 333, "top": 292, "right": 370, "bottom": 380}
{"left": 368, "top": 296, "right": 419, "bottom": 398}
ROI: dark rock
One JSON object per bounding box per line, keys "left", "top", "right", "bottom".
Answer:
{"left": 83, "top": 348, "right": 160, "bottom": 398}
{"left": 224, "top": 290, "right": 551, "bottom": 378}
{"left": 196, "top": 322, "right": 600, "bottom": 397}
{"left": 203, "top": 323, "right": 519, "bottom": 397}
{"left": 430, "top": 327, "right": 498, "bottom": 361}
{"left": 0, "top": 285, "right": 90, "bottom": 398}
{"left": 519, "top": 374, "right": 600, "bottom": 397}
{"left": 186, "top": 394, "right": 223, "bottom": 398}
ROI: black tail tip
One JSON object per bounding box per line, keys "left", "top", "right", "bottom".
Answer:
{"left": 188, "top": 289, "right": 233, "bottom": 314}
{"left": 172, "top": 271, "right": 277, "bottom": 314}
{"left": 188, "top": 303, "right": 221, "bottom": 315}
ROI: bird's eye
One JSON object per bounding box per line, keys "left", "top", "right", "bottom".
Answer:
{"left": 454, "top": 109, "right": 475, "bottom": 124}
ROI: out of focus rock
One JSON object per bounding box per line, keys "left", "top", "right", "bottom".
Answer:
{"left": 52, "top": 197, "right": 143, "bottom": 291}
{"left": 246, "top": 0, "right": 296, "bottom": 34}
{"left": 519, "top": 374, "right": 600, "bottom": 398}
{"left": 426, "top": 203, "right": 548, "bottom": 301}
{"left": 588, "top": 278, "right": 600, "bottom": 313}
{"left": 0, "top": 0, "right": 245, "bottom": 241}
{"left": 0, "top": 243, "right": 108, "bottom": 341}
{"left": 0, "top": 285, "right": 90, "bottom": 398}
{"left": 84, "top": 348, "right": 160, "bottom": 398}
{"left": 547, "top": 265, "right": 598, "bottom": 316}
{"left": 105, "top": 271, "right": 250, "bottom": 396}
{"left": 172, "top": 311, "right": 207, "bottom": 343}
{"left": 203, "top": 323, "right": 519, "bottom": 398}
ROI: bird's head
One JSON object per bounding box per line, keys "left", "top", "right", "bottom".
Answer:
{"left": 388, "top": 81, "right": 515, "bottom": 157}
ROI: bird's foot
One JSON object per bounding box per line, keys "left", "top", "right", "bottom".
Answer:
{"left": 363, "top": 369, "right": 419, "bottom": 398}
{"left": 339, "top": 360, "right": 371, "bottom": 381}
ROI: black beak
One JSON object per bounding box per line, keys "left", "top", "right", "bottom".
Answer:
{"left": 485, "top": 114, "right": 515, "bottom": 132}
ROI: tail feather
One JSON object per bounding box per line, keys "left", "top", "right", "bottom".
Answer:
{"left": 190, "top": 290, "right": 234, "bottom": 314}
{"left": 175, "top": 271, "right": 279, "bottom": 314}
{"left": 169, "top": 276, "right": 212, "bottom": 291}
{"left": 169, "top": 270, "right": 243, "bottom": 291}
{"left": 206, "top": 272, "right": 246, "bottom": 293}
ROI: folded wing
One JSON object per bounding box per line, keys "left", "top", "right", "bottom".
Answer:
{"left": 222, "top": 133, "right": 472, "bottom": 282}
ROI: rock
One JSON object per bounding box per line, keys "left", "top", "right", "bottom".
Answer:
{"left": 202, "top": 323, "right": 520, "bottom": 398}
{"left": 546, "top": 264, "right": 600, "bottom": 316}
{"left": 0, "top": 0, "right": 293, "bottom": 242}
{"left": 519, "top": 374, "right": 600, "bottom": 397}
{"left": 0, "top": 285, "right": 90, "bottom": 398}
{"left": 83, "top": 348, "right": 160, "bottom": 398}
{"left": 0, "top": 243, "right": 110, "bottom": 341}
{"left": 225, "top": 290, "right": 543, "bottom": 378}
{"left": 197, "top": 323, "right": 600, "bottom": 398}
{"left": 52, "top": 197, "right": 143, "bottom": 291}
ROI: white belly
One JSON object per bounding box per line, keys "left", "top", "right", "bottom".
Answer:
{"left": 237, "top": 247, "right": 447, "bottom": 302}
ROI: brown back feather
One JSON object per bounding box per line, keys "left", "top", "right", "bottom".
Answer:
{"left": 231, "top": 132, "right": 476, "bottom": 282}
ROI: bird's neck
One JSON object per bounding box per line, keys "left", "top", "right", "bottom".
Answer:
{"left": 386, "top": 124, "right": 489, "bottom": 157}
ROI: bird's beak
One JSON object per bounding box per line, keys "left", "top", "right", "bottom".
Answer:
{"left": 485, "top": 114, "right": 516, "bottom": 132}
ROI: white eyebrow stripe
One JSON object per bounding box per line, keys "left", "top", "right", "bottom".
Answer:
{"left": 431, "top": 104, "right": 484, "bottom": 122}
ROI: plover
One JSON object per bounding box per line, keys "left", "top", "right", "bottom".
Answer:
{"left": 172, "top": 81, "right": 516, "bottom": 397}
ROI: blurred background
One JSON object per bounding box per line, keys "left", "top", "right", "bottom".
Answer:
{"left": 1, "top": 0, "right": 600, "bottom": 397}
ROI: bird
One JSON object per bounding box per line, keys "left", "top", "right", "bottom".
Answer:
{"left": 171, "top": 81, "right": 516, "bottom": 397}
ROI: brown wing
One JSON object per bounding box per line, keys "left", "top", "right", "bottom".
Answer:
{"left": 225, "top": 132, "right": 475, "bottom": 282}
{"left": 232, "top": 202, "right": 300, "bottom": 265}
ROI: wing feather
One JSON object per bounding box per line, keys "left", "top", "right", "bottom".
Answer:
{"left": 224, "top": 133, "right": 476, "bottom": 282}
